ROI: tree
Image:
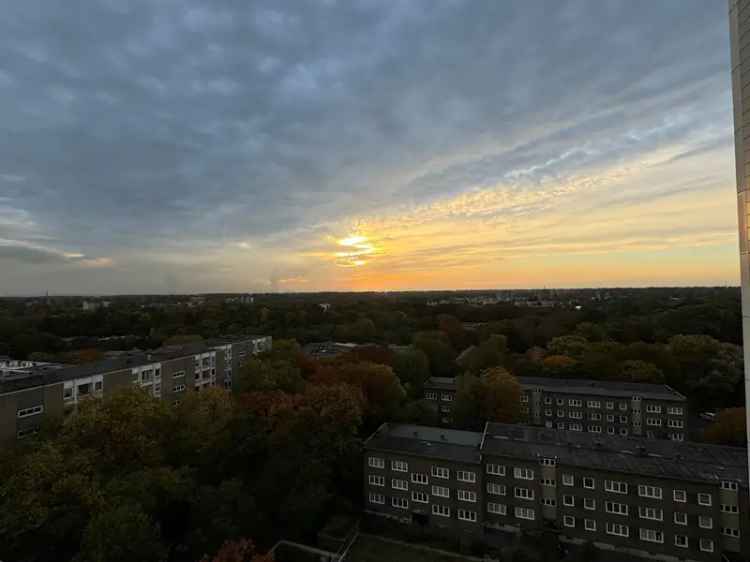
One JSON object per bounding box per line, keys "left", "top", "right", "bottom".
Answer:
{"left": 542, "top": 354, "right": 577, "bottom": 377}
{"left": 392, "top": 347, "right": 430, "bottom": 397}
{"left": 616, "top": 360, "right": 664, "bottom": 383}
{"left": 413, "top": 331, "right": 456, "bottom": 377}
{"left": 201, "top": 538, "right": 272, "bottom": 562}
{"left": 234, "top": 358, "right": 305, "bottom": 394}
{"left": 77, "top": 503, "right": 165, "bottom": 562}
{"left": 456, "top": 335, "right": 507, "bottom": 373}
{"left": 452, "top": 368, "right": 521, "bottom": 429}
{"left": 704, "top": 408, "right": 747, "bottom": 446}
{"left": 547, "top": 335, "right": 589, "bottom": 358}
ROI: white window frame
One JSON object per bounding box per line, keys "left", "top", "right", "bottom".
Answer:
{"left": 369, "top": 475, "right": 385, "bottom": 487}
{"left": 486, "top": 482, "right": 506, "bottom": 496}
{"left": 368, "top": 456, "right": 385, "bottom": 469}
{"left": 563, "top": 515, "right": 575, "bottom": 528}
{"left": 513, "top": 467, "right": 534, "bottom": 480}
{"left": 639, "top": 528, "right": 664, "bottom": 544}
{"left": 673, "top": 489, "right": 686, "bottom": 503}
{"left": 432, "top": 503, "right": 450, "bottom": 517}
{"left": 604, "top": 480, "right": 628, "bottom": 495}
{"left": 457, "top": 489, "right": 477, "bottom": 503}
{"left": 514, "top": 506, "right": 535, "bottom": 521}
{"left": 638, "top": 485, "right": 662, "bottom": 500}
{"left": 674, "top": 535, "right": 688, "bottom": 548}
{"left": 431, "top": 465, "right": 450, "bottom": 479}
{"left": 698, "top": 515, "right": 713, "bottom": 530}
{"left": 487, "top": 502, "right": 507, "bottom": 515}
{"left": 605, "top": 522, "right": 629, "bottom": 537}
{"left": 391, "top": 496, "right": 408, "bottom": 510}
{"left": 411, "top": 473, "right": 428, "bottom": 485}
{"left": 457, "top": 509, "right": 477, "bottom": 522}
{"left": 673, "top": 512, "right": 687, "bottom": 526}
{"left": 456, "top": 470, "right": 476, "bottom": 483}
{"left": 368, "top": 493, "right": 384, "bottom": 504}
{"left": 411, "top": 491, "right": 429, "bottom": 504}
{"left": 699, "top": 538, "right": 714, "bottom": 553}
{"left": 392, "top": 478, "right": 408, "bottom": 491}
{"left": 17, "top": 405, "right": 44, "bottom": 418}
{"left": 392, "top": 460, "right": 408, "bottom": 472}
{"left": 515, "top": 487, "right": 535, "bottom": 501}
{"left": 562, "top": 473, "right": 574, "bottom": 487}
{"left": 697, "top": 493, "right": 712, "bottom": 507}
{"left": 584, "top": 519, "right": 596, "bottom": 532}
{"left": 583, "top": 477, "right": 595, "bottom": 490}
{"left": 583, "top": 497, "right": 596, "bottom": 511}
{"left": 486, "top": 463, "right": 505, "bottom": 476}
{"left": 432, "top": 485, "right": 449, "bottom": 498}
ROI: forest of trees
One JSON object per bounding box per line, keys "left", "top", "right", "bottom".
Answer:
{"left": 0, "top": 288, "right": 746, "bottom": 560}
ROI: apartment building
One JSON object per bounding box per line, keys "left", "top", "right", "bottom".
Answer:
{"left": 424, "top": 376, "right": 688, "bottom": 441}
{"left": 364, "top": 423, "right": 749, "bottom": 561}
{"left": 0, "top": 335, "right": 271, "bottom": 442}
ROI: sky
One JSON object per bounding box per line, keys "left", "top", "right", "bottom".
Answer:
{"left": 0, "top": 0, "right": 740, "bottom": 294}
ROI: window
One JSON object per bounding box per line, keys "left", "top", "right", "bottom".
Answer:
{"left": 487, "top": 502, "right": 507, "bottom": 515}
{"left": 639, "top": 528, "right": 663, "bottom": 544}
{"left": 556, "top": 398, "right": 565, "bottom": 406}
{"left": 606, "top": 522, "right": 629, "bottom": 537}
{"left": 584, "top": 519, "right": 596, "bottom": 532}
{"left": 456, "top": 470, "right": 476, "bottom": 483}
{"left": 604, "top": 480, "right": 628, "bottom": 495}
{"left": 645, "top": 404, "right": 662, "bottom": 414}
{"left": 722, "top": 481, "right": 739, "bottom": 491}
{"left": 392, "top": 497, "right": 408, "bottom": 510}
{"left": 542, "top": 498, "right": 556, "bottom": 506}
{"left": 513, "top": 467, "right": 534, "bottom": 480}
{"left": 587, "top": 400, "right": 600, "bottom": 409}
{"left": 369, "top": 475, "right": 385, "bottom": 487}
{"left": 605, "top": 401, "right": 614, "bottom": 410}
{"left": 392, "top": 479, "right": 408, "bottom": 491}
{"left": 698, "top": 515, "right": 713, "bottom": 529}
{"left": 673, "top": 489, "right": 686, "bottom": 502}
{"left": 638, "top": 485, "right": 662, "bottom": 499}
{"left": 368, "top": 457, "right": 384, "bottom": 469}
{"left": 562, "top": 495, "right": 575, "bottom": 507}
{"left": 721, "top": 504, "right": 739, "bottom": 513}
{"left": 557, "top": 409, "right": 566, "bottom": 418}
{"left": 699, "top": 539, "right": 714, "bottom": 553}
{"left": 431, "top": 466, "right": 449, "bottom": 479}
{"left": 569, "top": 411, "right": 583, "bottom": 420}
{"left": 583, "top": 477, "right": 595, "bottom": 490}
{"left": 563, "top": 515, "right": 575, "bottom": 528}
{"left": 425, "top": 391, "right": 437, "bottom": 400}
{"left": 368, "top": 493, "right": 384, "bottom": 504}
{"left": 486, "top": 463, "right": 505, "bottom": 476}
{"left": 589, "top": 412, "right": 602, "bottom": 421}
{"left": 94, "top": 380, "right": 103, "bottom": 392}
{"left": 541, "top": 479, "right": 556, "bottom": 487}
{"left": 392, "top": 460, "right": 408, "bottom": 472}
{"left": 173, "top": 370, "right": 185, "bottom": 379}
{"left": 667, "top": 419, "right": 684, "bottom": 428}
{"left": 441, "top": 393, "right": 454, "bottom": 402}
{"left": 619, "top": 415, "right": 628, "bottom": 423}
{"left": 540, "top": 458, "right": 556, "bottom": 467}
{"left": 432, "top": 504, "right": 450, "bottom": 517}
{"left": 674, "top": 512, "right": 687, "bottom": 525}
{"left": 457, "top": 509, "right": 477, "bottom": 522}
{"left": 545, "top": 409, "right": 552, "bottom": 417}
{"left": 411, "top": 473, "right": 428, "bottom": 485}
{"left": 646, "top": 417, "right": 662, "bottom": 427}
{"left": 607, "top": 427, "right": 615, "bottom": 435}
{"left": 173, "top": 384, "right": 186, "bottom": 392}
{"left": 562, "top": 473, "right": 574, "bottom": 486}
{"left": 618, "top": 402, "right": 627, "bottom": 411}
{"left": 544, "top": 397, "right": 553, "bottom": 405}
{"left": 520, "top": 394, "right": 529, "bottom": 403}
{"left": 486, "top": 483, "right": 506, "bottom": 496}
{"left": 17, "top": 405, "right": 44, "bottom": 418}
{"left": 515, "top": 487, "right": 534, "bottom": 500}
{"left": 605, "top": 501, "right": 628, "bottom": 516}
{"left": 697, "top": 493, "right": 712, "bottom": 506}
{"left": 569, "top": 423, "right": 583, "bottom": 432}
{"left": 514, "top": 507, "right": 535, "bottom": 520}
{"left": 583, "top": 498, "right": 595, "bottom": 511}
{"left": 432, "top": 485, "right": 449, "bottom": 498}
{"left": 722, "top": 527, "right": 741, "bottom": 538}
{"left": 674, "top": 535, "right": 688, "bottom": 548}
{"left": 457, "top": 489, "right": 477, "bottom": 503}
{"left": 668, "top": 406, "right": 683, "bottom": 415}
{"left": 557, "top": 422, "right": 566, "bottom": 430}
{"left": 569, "top": 399, "right": 582, "bottom": 407}
{"left": 412, "top": 491, "right": 429, "bottom": 503}
{"left": 606, "top": 414, "right": 614, "bottom": 422}
{"left": 639, "top": 507, "right": 663, "bottom": 521}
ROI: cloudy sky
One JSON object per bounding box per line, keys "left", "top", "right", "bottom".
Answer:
{"left": 0, "top": 0, "right": 739, "bottom": 294}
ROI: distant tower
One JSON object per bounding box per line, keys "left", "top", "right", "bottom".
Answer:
{"left": 729, "top": 0, "right": 750, "bottom": 468}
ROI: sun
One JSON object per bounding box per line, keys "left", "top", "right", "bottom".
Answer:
{"left": 334, "top": 233, "right": 380, "bottom": 267}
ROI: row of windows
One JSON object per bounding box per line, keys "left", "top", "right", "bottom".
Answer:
{"left": 560, "top": 475, "right": 717, "bottom": 505}
{"left": 17, "top": 405, "right": 44, "bottom": 418}
{"left": 560, "top": 518, "right": 716, "bottom": 551}
{"left": 424, "top": 392, "right": 454, "bottom": 402}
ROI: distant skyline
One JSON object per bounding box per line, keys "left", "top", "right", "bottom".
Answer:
{"left": 0, "top": 1, "right": 739, "bottom": 294}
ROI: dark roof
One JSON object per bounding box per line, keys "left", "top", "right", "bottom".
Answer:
{"left": 365, "top": 423, "right": 482, "bottom": 465}
{"left": 517, "top": 377, "right": 685, "bottom": 401}
{"left": 0, "top": 335, "right": 269, "bottom": 394}
{"left": 424, "top": 377, "right": 458, "bottom": 391}
{"left": 482, "top": 423, "right": 748, "bottom": 487}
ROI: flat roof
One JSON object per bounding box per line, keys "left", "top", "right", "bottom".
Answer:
{"left": 365, "top": 423, "right": 482, "bottom": 465}
{"left": 0, "top": 335, "right": 270, "bottom": 394}
{"left": 517, "top": 376, "right": 686, "bottom": 401}
{"left": 483, "top": 423, "right": 747, "bottom": 487}
{"left": 424, "top": 376, "right": 685, "bottom": 401}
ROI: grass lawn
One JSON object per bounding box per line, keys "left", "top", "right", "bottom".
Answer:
{"left": 345, "top": 534, "right": 477, "bottom": 562}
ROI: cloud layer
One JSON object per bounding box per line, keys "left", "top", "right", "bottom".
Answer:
{"left": 0, "top": 0, "right": 737, "bottom": 294}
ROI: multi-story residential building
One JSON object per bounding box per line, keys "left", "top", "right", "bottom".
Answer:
{"left": 728, "top": 0, "right": 750, "bottom": 469}
{"left": 0, "top": 357, "right": 62, "bottom": 378}
{"left": 364, "top": 422, "right": 749, "bottom": 561}
{"left": 0, "top": 335, "right": 271, "bottom": 442}
{"left": 423, "top": 376, "right": 688, "bottom": 441}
